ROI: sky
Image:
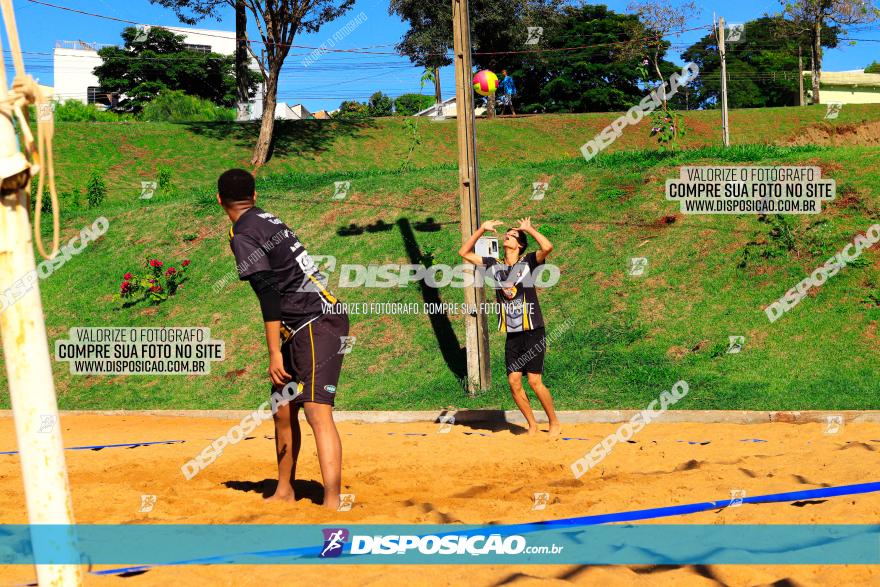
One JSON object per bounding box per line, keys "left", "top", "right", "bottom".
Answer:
{"left": 11, "top": 0, "right": 880, "bottom": 113}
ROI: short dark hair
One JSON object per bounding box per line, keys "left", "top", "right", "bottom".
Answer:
{"left": 218, "top": 168, "right": 255, "bottom": 204}
{"left": 507, "top": 228, "right": 528, "bottom": 255}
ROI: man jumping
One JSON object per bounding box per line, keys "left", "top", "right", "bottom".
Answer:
{"left": 218, "top": 168, "right": 350, "bottom": 509}
{"left": 459, "top": 217, "right": 561, "bottom": 437}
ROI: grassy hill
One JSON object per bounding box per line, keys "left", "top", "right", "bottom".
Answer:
{"left": 6, "top": 104, "right": 880, "bottom": 412}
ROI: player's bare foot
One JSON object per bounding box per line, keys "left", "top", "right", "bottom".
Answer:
{"left": 265, "top": 485, "right": 296, "bottom": 503}
{"left": 323, "top": 495, "right": 341, "bottom": 510}
{"left": 527, "top": 424, "right": 539, "bottom": 435}
{"left": 548, "top": 422, "right": 562, "bottom": 439}
{"left": 265, "top": 493, "right": 296, "bottom": 503}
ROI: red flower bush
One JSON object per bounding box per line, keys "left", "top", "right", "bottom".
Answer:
{"left": 115, "top": 257, "right": 190, "bottom": 306}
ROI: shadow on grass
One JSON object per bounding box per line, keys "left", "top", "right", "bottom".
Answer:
{"left": 181, "top": 118, "right": 377, "bottom": 164}
{"left": 397, "top": 218, "right": 467, "bottom": 382}
{"left": 332, "top": 216, "right": 467, "bottom": 382}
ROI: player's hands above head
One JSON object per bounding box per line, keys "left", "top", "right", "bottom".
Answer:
{"left": 517, "top": 217, "right": 533, "bottom": 231}
{"left": 481, "top": 220, "right": 504, "bottom": 232}
{"left": 268, "top": 351, "right": 292, "bottom": 386}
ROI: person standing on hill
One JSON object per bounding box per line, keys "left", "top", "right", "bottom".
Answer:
{"left": 498, "top": 69, "right": 517, "bottom": 116}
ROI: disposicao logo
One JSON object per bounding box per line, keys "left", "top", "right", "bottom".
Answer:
{"left": 320, "top": 528, "right": 349, "bottom": 558}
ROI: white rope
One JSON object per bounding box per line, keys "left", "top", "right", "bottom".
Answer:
{"left": 0, "top": 0, "right": 60, "bottom": 259}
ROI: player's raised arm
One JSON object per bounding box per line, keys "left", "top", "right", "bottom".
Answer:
{"left": 517, "top": 217, "right": 553, "bottom": 263}
{"left": 459, "top": 219, "right": 504, "bottom": 265}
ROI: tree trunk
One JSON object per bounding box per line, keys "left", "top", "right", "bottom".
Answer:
{"left": 235, "top": 0, "right": 248, "bottom": 120}
{"left": 653, "top": 51, "right": 666, "bottom": 112}
{"left": 252, "top": 70, "right": 278, "bottom": 167}
{"left": 487, "top": 93, "right": 495, "bottom": 118}
{"left": 811, "top": 19, "right": 822, "bottom": 105}
{"left": 433, "top": 66, "right": 442, "bottom": 105}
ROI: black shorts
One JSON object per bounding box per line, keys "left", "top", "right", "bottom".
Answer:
{"left": 505, "top": 327, "right": 546, "bottom": 375}
{"left": 272, "top": 310, "right": 350, "bottom": 406}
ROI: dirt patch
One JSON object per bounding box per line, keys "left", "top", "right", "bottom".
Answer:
{"left": 866, "top": 321, "right": 879, "bottom": 342}
{"left": 666, "top": 345, "right": 690, "bottom": 360}
{"left": 639, "top": 296, "right": 665, "bottom": 323}
{"left": 174, "top": 223, "right": 216, "bottom": 252}
{"left": 562, "top": 173, "right": 587, "bottom": 194}
{"left": 651, "top": 213, "right": 680, "bottom": 228}
{"left": 782, "top": 120, "right": 880, "bottom": 147}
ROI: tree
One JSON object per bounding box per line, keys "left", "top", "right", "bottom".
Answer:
{"left": 389, "top": 0, "right": 564, "bottom": 112}
{"left": 368, "top": 91, "right": 394, "bottom": 117}
{"left": 393, "top": 93, "right": 435, "bottom": 115}
{"left": 148, "top": 0, "right": 249, "bottom": 110}
{"left": 866, "top": 61, "right": 880, "bottom": 72}
{"left": 333, "top": 100, "right": 369, "bottom": 119}
{"left": 151, "top": 0, "right": 355, "bottom": 167}
{"left": 681, "top": 16, "right": 839, "bottom": 108}
{"left": 388, "top": 0, "right": 451, "bottom": 105}
{"left": 626, "top": 1, "right": 700, "bottom": 111}
{"left": 94, "top": 26, "right": 254, "bottom": 113}
{"left": 506, "top": 4, "right": 668, "bottom": 113}
{"left": 781, "top": 0, "right": 880, "bottom": 104}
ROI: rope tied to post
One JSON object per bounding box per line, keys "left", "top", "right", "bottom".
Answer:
{"left": 0, "top": 0, "right": 60, "bottom": 259}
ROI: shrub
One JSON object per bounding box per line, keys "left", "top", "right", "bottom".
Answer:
{"left": 393, "top": 93, "right": 435, "bottom": 116}
{"left": 140, "top": 91, "right": 236, "bottom": 122}
{"left": 333, "top": 100, "right": 370, "bottom": 120}
{"left": 738, "top": 215, "right": 797, "bottom": 268}
{"left": 368, "top": 91, "right": 393, "bottom": 117}
{"left": 86, "top": 170, "right": 107, "bottom": 208}
{"left": 157, "top": 166, "right": 178, "bottom": 197}
{"left": 116, "top": 258, "right": 191, "bottom": 306}
{"left": 53, "top": 100, "right": 129, "bottom": 122}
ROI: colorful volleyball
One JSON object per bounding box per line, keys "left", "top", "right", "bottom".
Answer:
{"left": 472, "top": 70, "right": 498, "bottom": 96}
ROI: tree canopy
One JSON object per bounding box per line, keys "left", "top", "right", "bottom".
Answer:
{"left": 94, "top": 26, "right": 258, "bottom": 113}
{"left": 502, "top": 4, "right": 676, "bottom": 113}
{"left": 681, "top": 16, "right": 839, "bottom": 109}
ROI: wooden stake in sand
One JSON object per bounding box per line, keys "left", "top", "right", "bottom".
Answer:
{"left": 0, "top": 0, "right": 81, "bottom": 584}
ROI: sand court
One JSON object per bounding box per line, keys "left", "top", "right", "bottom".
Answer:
{"left": 1, "top": 414, "right": 878, "bottom": 585}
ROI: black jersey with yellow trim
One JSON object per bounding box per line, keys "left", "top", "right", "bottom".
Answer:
{"left": 228, "top": 207, "right": 339, "bottom": 331}
{"left": 481, "top": 251, "right": 545, "bottom": 333}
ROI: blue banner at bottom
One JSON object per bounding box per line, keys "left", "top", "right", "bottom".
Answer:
{"left": 1, "top": 525, "right": 878, "bottom": 567}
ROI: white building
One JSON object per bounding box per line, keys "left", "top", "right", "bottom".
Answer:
{"left": 414, "top": 96, "right": 486, "bottom": 118}
{"left": 52, "top": 40, "right": 111, "bottom": 106}
{"left": 274, "top": 103, "right": 312, "bottom": 120}
{"left": 53, "top": 25, "right": 266, "bottom": 119}
{"left": 803, "top": 70, "right": 880, "bottom": 104}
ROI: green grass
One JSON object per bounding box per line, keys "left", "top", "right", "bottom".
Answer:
{"left": 6, "top": 105, "right": 880, "bottom": 411}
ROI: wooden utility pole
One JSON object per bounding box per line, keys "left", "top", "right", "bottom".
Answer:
{"left": 451, "top": 0, "right": 491, "bottom": 395}
{"left": 718, "top": 16, "right": 730, "bottom": 147}
{"left": 0, "top": 0, "right": 82, "bottom": 583}
{"left": 798, "top": 46, "right": 805, "bottom": 106}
